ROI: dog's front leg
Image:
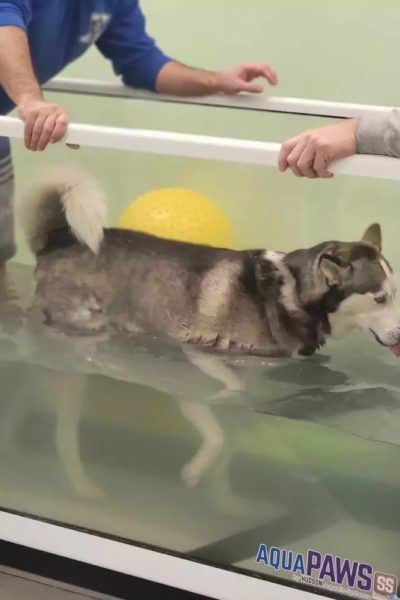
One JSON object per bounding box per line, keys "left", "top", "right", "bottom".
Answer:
{"left": 178, "top": 348, "right": 244, "bottom": 488}
{"left": 178, "top": 400, "right": 225, "bottom": 488}
{"left": 183, "top": 347, "right": 244, "bottom": 401}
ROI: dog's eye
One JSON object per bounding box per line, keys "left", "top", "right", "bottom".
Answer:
{"left": 375, "top": 295, "right": 387, "bottom": 304}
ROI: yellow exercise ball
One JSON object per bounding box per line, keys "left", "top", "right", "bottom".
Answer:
{"left": 116, "top": 188, "right": 234, "bottom": 248}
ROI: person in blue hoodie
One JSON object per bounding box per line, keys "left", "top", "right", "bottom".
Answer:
{"left": 0, "top": 0, "right": 278, "bottom": 266}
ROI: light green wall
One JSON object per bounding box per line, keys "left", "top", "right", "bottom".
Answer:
{"left": 12, "top": 0, "right": 400, "bottom": 267}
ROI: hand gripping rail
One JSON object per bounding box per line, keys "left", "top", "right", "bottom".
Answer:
{"left": 44, "top": 77, "right": 396, "bottom": 119}
{"left": 0, "top": 115, "right": 399, "bottom": 180}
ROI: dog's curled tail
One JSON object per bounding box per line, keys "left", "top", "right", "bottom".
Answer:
{"left": 23, "top": 164, "right": 107, "bottom": 255}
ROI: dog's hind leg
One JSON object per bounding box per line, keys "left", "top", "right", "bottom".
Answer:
{"left": 45, "top": 370, "right": 104, "bottom": 500}
{"left": 38, "top": 292, "right": 109, "bottom": 337}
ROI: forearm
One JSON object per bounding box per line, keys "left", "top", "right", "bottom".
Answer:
{"left": 0, "top": 25, "right": 42, "bottom": 107}
{"left": 155, "top": 61, "right": 221, "bottom": 96}
{"left": 357, "top": 110, "right": 400, "bottom": 157}
{"left": 0, "top": 26, "right": 69, "bottom": 151}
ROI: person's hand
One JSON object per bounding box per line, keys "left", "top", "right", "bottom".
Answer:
{"left": 17, "top": 97, "right": 70, "bottom": 151}
{"left": 217, "top": 62, "right": 278, "bottom": 94}
{"left": 278, "top": 119, "right": 358, "bottom": 179}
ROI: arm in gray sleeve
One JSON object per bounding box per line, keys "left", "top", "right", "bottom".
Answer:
{"left": 356, "top": 109, "right": 400, "bottom": 156}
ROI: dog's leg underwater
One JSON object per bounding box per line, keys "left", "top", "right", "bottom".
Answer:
{"left": 184, "top": 347, "right": 244, "bottom": 401}
{"left": 48, "top": 370, "right": 104, "bottom": 500}
{"left": 179, "top": 400, "right": 225, "bottom": 488}
{"left": 178, "top": 348, "right": 244, "bottom": 488}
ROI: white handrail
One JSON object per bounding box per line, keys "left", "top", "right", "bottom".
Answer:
{"left": 1, "top": 115, "right": 399, "bottom": 180}
{"left": 43, "top": 77, "right": 396, "bottom": 119}
{"left": 0, "top": 511, "right": 330, "bottom": 600}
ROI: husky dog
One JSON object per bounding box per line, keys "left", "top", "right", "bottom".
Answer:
{"left": 5, "top": 165, "right": 398, "bottom": 501}
{"left": 24, "top": 166, "right": 400, "bottom": 359}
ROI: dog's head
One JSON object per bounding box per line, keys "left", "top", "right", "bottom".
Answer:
{"left": 310, "top": 224, "right": 400, "bottom": 355}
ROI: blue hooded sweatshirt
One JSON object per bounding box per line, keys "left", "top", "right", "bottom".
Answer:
{"left": 0, "top": 0, "right": 172, "bottom": 114}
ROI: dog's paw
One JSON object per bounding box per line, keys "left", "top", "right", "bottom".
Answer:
{"left": 208, "top": 386, "right": 243, "bottom": 404}
{"left": 181, "top": 463, "right": 202, "bottom": 488}
{"left": 75, "top": 481, "right": 105, "bottom": 501}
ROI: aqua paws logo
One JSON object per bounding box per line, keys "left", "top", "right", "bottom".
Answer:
{"left": 255, "top": 544, "right": 398, "bottom": 600}
{"left": 373, "top": 572, "right": 398, "bottom": 599}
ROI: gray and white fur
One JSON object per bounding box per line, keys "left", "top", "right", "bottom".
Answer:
{"left": 24, "top": 166, "right": 400, "bottom": 358}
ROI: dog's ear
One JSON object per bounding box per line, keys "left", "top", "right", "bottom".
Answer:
{"left": 361, "top": 223, "right": 381, "bottom": 251}
{"left": 319, "top": 253, "right": 352, "bottom": 287}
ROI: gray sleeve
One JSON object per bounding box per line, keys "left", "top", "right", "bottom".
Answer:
{"left": 356, "top": 109, "right": 400, "bottom": 156}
